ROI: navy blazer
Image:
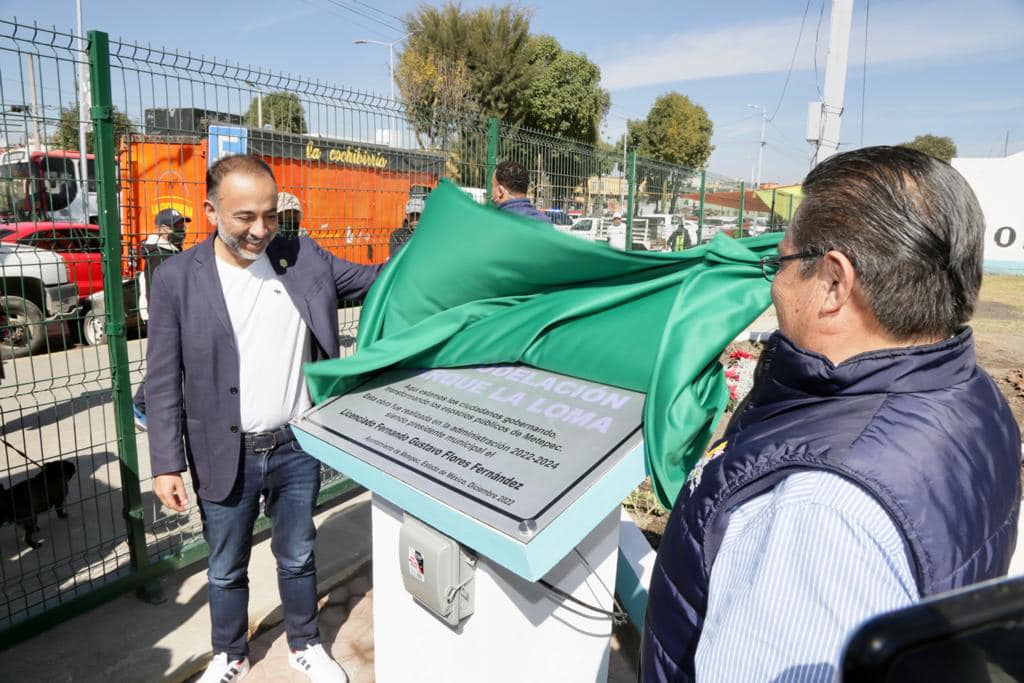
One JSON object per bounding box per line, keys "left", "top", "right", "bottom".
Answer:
{"left": 145, "top": 233, "right": 382, "bottom": 502}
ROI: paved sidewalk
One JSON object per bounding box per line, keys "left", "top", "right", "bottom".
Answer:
{"left": 231, "top": 572, "right": 639, "bottom": 683}
{"left": 3, "top": 486, "right": 640, "bottom": 682}
{"left": 3, "top": 491, "right": 372, "bottom": 682}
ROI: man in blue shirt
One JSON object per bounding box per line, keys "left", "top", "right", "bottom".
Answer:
{"left": 490, "top": 160, "right": 550, "bottom": 222}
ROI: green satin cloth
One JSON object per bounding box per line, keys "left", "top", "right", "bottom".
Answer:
{"left": 304, "top": 179, "right": 782, "bottom": 507}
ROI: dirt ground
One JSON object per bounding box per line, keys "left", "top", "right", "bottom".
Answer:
{"left": 627, "top": 275, "right": 1024, "bottom": 546}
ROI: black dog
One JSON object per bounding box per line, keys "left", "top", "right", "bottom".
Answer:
{"left": 0, "top": 460, "right": 77, "bottom": 549}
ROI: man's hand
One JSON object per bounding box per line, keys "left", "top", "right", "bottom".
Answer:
{"left": 154, "top": 473, "right": 189, "bottom": 512}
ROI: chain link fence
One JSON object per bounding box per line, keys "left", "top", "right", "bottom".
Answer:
{"left": 0, "top": 18, "right": 723, "bottom": 644}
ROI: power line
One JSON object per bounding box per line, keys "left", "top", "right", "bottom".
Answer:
{"left": 813, "top": 0, "right": 825, "bottom": 99}
{"left": 301, "top": 0, "right": 392, "bottom": 40}
{"left": 860, "top": 0, "right": 870, "bottom": 147}
{"left": 768, "top": 0, "right": 814, "bottom": 123}
{"left": 349, "top": 0, "right": 405, "bottom": 24}
{"left": 769, "top": 119, "right": 798, "bottom": 147}
{"left": 323, "top": 0, "right": 405, "bottom": 32}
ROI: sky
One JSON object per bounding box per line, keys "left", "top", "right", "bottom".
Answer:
{"left": 1, "top": 0, "right": 1021, "bottom": 184}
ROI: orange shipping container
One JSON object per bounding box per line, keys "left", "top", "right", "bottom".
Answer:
{"left": 119, "top": 128, "right": 444, "bottom": 274}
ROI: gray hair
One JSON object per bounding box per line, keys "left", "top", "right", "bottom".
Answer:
{"left": 793, "top": 146, "right": 984, "bottom": 340}
{"left": 206, "top": 154, "right": 276, "bottom": 204}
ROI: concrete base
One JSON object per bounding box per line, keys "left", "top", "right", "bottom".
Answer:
{"left": 372, "top": 495, "right": 621, "bottom": 682}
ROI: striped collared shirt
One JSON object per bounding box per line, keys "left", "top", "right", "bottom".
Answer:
{"left": 695, "top": 470, "right": 917, "bottom": 682}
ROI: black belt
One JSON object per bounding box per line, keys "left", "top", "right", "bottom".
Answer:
{"left": 243, "top": 424, "right": 295, "bottom": 453}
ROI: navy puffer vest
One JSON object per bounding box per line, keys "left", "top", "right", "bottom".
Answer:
{"left": 641, "top": 329, "right": 1021, "bottom": 683}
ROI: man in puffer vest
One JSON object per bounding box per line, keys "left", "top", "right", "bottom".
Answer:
{"left": 642, "top": 145, "right": 1022, "bottom": 683}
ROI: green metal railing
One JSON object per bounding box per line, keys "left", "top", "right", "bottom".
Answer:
{"left": 0, "top": 18, "right": 731, "bottom": 646}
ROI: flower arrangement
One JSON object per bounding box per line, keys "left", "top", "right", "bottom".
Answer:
{"left": 724, "top": 347, "right": 758, "bottom": 411}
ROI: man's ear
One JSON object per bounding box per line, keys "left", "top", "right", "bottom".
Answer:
{"left": 203, "top": 199, "right": 217, "bottom": 227}
{"left": 820, "top": 250, "right": 857, "bottom": 315}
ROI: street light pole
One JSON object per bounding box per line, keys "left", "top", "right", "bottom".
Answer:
{"left": 747, "top": 104, "right": 767, "bottom": 189}
{"left": 354, "top": 32, "right": 415, "bottom": 100}
{"left": 243, "top": 80, "right": 263, "bottom": 128}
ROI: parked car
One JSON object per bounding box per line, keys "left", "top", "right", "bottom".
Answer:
{"left": 0, "top": 242, "right": 79, "bottom": 357}
{"left": 557, "top": 216, "right": 662, "bottom": 251}
{"left": 641, "top": 213, "right": 684, "bottom": 240}
{"left": 0, "top": 222, "right": 103, "bottom": 296}
{"left": 543, "top": 209, "right": 574, "bottom": 226}
{"left": 80, "top": 274, "right": 144, "bottom": 346}
{"left": 0, "top": 222, "right": 144, "bottom": 347}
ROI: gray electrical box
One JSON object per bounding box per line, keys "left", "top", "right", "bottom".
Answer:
{"left": 399, "top": 514, "right": 475, "bottom": 627}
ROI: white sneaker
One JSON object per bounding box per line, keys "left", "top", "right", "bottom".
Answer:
{"left": 288, "top": 643, "right": 349, "bottom": 683}
{"left": 197, "top": 652, "right": 249, "bottom": 683}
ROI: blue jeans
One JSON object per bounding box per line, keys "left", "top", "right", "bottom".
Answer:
{"left": 199, "top": 439, "right": 322, "bottom": 658}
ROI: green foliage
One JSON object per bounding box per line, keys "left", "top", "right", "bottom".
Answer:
{"left": 522, "top": 35, "right": 609, "bottom": 144}
{"left": 899, "top": 134, "right": 957, "bottom": 163}
{"left": 51, "top": 105, "right": 135, "bottom": 153}
{"left": 244, "top": 92, "right": 307, "bottom": 134}
{"left": 400, "top": 3, "right": 536, "bottom": 125}
{"left": 632, "top": 92, "right": 714, "bottom": 169}
{"left": 398, "top": 4, "right": 608, "bottom": 143}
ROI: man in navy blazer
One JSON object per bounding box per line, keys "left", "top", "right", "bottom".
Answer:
{"left": 146, "top": 154, "right": 380, "bottom": 683}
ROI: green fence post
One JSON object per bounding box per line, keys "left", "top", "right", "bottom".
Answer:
{"left": 625, "top": 151, "right": 636, "bottom": 250}
{"left": 737, "top": 180, "right": 746, "bottom": 238}
{"left": 485, "top": 116, "right": 499, "bottom": 203}
{"left": 88, "top": 30, "right": 160, "bottom": 603}
{"left": 697, "top": 169, "right": 706, "bottom": 243}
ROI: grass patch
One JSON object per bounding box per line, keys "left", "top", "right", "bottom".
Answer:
{"left": 980, "top": 275, "right": 1024, "bottom": 312}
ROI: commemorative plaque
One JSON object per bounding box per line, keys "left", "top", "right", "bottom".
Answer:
{"left": 294, "top": 364, "right": 645, "bottom": 541}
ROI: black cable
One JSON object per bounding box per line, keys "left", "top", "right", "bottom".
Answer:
{"left": 768, "top": 0, "right": 814, "bottom": 123}
{"left": 323, "top": 0, "right": 405, "bottom": 32}
{"left": 349, "top": 0, "right": 405, "bottom": 24}
{"left": 538, "top": 578, "right": 629, "bottom": 625}
{"left": 535, "top": 546, "right": 630, "bottom": 625}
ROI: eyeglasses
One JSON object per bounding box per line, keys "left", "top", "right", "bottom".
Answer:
{"left": 759, "top": 250, "right": 825, "bottom": 281}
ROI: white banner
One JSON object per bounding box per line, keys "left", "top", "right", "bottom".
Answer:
{"left": 953, "top": 151, "right": 1024, "bottom": 273}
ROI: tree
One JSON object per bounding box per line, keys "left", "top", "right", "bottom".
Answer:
{"left": 244, "top": 91, "right": 307, "bottom": 134}
{"left": 625, "top": 93, "right": 714, "bottom": 213}
{"left": 52, "top": 105, "right": 135, "bottom": 153}
{"left": 399, "top": 3, "right": 537, "bottom": 125}
{"left": 633, "top": 92, "right": 713, "bottom": 169}
{"left": 900, "top": 134, "right": 956, "bottom": 163}
{"left": 522, "top": 35, "right": 609, "bottom": 144}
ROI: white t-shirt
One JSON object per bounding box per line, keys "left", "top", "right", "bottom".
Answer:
{"left": 215, "top": 253, "right": 312, "bottom": 432}
{"left": 607, "top": 221, "right": 627, "bottom": 250}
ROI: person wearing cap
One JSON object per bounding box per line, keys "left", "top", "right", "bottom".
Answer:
{"left": 277, "top": 191, "right": 308, "bottom": 238}
{"left": 133, "top": 208, "right": 192, "bottom": 428}
{"left": 388, "top": 196, "right": 425, "bottom": 259}
{"left": 139, "top": 208, "right": 191, "bottom": 321}
{"left": 490, "top": 160, "right": 551, "bottom": 222}
{"left": 607, "top": 211, "right": 627, "bottom": 251}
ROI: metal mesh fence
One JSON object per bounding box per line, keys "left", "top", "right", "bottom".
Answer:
{"left": 0, "top": 18, "right": 705, "bottom": 640}
{"left": 0, "top": 19, "right": 136, "bottom": 633}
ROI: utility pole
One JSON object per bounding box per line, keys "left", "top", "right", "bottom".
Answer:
{"left": 747, "top": 104, "right": 767, "bottom": 188}
{"left": 807, "top": 0, "right": 854, "bottom": 167}
{"left": 354, "top": 32, "right": 415, "bottom": 100}
{"left": 25, "top": 54, "right": 43, "bottom": 148}
{"left": 77, "top": 0, "right": 91, "bottom": 222}
{"left": 1004, "top": 130, "right": 1011, "bottom": 157}
{"left": 620, "top": 130, "right": 627, "bottom": 210}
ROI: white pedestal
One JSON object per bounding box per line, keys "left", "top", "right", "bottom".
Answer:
{"left": 372, "top": 495, "right": 621, "bottom": 683}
